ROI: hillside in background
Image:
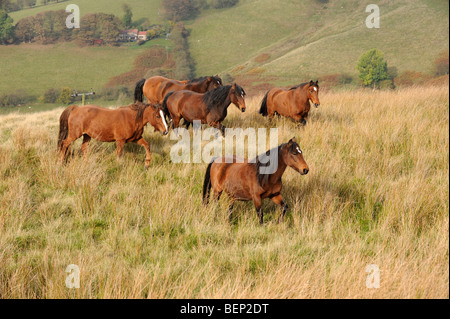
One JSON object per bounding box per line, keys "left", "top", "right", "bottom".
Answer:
{"left": 9, "top": 0, "right": 164, "bottom": 25}
{"left": 0, "top": 0, "right": 448, "bottom": 106}
{"left": 188, "top": 0, "right": 449, "bottom": 86}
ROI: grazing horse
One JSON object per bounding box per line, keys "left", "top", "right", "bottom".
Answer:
{"left": 162, "top": 84, "right": 247, "bottom": 136}
{"left": 57, "top": 103, "right": 169, "bottom": 168}
{"left": 134, "top": 75, "right": 223, "bottom": 105}
{"left": 202, "top": 138, "right": 309, "bottom": 224}
{"left": 259, "top": 81, "right": 320, "bottom": 125}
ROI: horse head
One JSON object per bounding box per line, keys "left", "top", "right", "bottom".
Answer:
{"left": 282, "top": 138, "right": 309, "bottom": 175}
{"left": 149, "top": 104, "right": 169, "bottom": 136}
{"left": 206, "top": 75, "right": 223, "bottom": 91}
{"left": 230, "top": 83, "right": 247, "bottom": 113}
{"left": 307, "top": 80, "right": 320, "bottom": 108}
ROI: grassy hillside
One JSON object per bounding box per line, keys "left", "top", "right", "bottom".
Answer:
{"left": 0, "top": 86, "right": 448, "bottom": 298}
{"left": 9, "top": 0, "right": 164, "bottom": 25}
{"left": 0, "top": 40, "right": 170, "bottom": 96}
{"left": 188, "top": 0, "right": 449, "bottom": 84}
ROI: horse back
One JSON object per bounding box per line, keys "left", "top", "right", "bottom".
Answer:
{"left": 68, "top": 105, "right": 137, "bottom": 142}
{"left": 211, "top": 157, "right": 262, "bottom": 200}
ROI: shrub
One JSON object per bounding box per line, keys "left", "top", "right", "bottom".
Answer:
{"left": 0, "top": 89, "right": 34, "bottom": 107}
{"left": 57, "top": 87, "right": 72, "bottom": 105}
{"left": 394, "top": 71, "right": 433, "bottom": 87}
{"left": 357, "top": 49, "right": 389, "bottom": 88}
{"left": 40, "top": 88, "right": 60, "bottom": 103}
{"left": 101, "top": 86, "right": 131, "bottom": 101}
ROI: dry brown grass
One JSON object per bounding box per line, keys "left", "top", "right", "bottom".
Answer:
{"left": 0, "top": 86, "right": 448, "bottom": 298}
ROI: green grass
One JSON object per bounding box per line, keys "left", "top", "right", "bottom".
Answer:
{"left": 0, "top": 40, "right": 171, "bottom": 96}
{"left": 188, "top": 0, "right": 449, "bottom": 82}
{"left": 9, "top": 0, "right": 163, "bottom": 25}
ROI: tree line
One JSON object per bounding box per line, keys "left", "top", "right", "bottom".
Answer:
{"left": 1, "top": 9, "right": 123, "bottom": 45}
{"left": 0, "top": 0, "right": 67, "bottom": 13}
{"left": 162, "top": 0, "right": 239, "bottom": 21}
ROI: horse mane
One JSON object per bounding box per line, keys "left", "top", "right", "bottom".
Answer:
{"left": 202, "top": 85, "right": 231, "bottom": 111}
{"left": 253, "top": 144, "right": 284, "bottom": 187}
{"left": 202, "top": 85, "right": 245, "bottom": 112}
{"left": 289, "top": 82, "right": 310, "bottom": 91}
{"left": 187, "top": 75, "right": 223, "bottom": 85}
{"left": 123, "top": 102, "right": 161, "bottom": 124}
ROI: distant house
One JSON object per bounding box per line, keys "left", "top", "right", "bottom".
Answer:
{"left": 120, "top": 29, "right": 139, "bottom": 42}
{"left": 138, "top": 31, "right": 148, "bottom": 41}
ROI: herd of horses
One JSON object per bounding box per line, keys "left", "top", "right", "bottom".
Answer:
{"left": 57, "top": 75, "right": 321, "bottom": 224}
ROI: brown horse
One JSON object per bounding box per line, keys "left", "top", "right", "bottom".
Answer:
{"left": 57, "top": 103, "right": 169, "bottom": 168}
{"left": 134, "top": 75, "right": 223, "bottom": 105}
{"left": 259, "top": 81, "right": 320, "bottom": 125}
{"left": 202, "top": 138, "right": 309, "bottom": 224}
{"left": 162, "top": 84, "right": 247, "bottom": 136}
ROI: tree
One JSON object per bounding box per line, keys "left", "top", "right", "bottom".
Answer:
{"left": 76, "top": 13, "right": 122, "bottom": 45}
{"left": 121, "top": 3, "right": 133, "bottom": 28}
{"left": 0, "top": 10, "right": 14, "bottom": 44}
{"left": 212, "top": 0, "right": 238, "bottom": 9}
{"left": 163, "top": 0, "right": 199, "bottom": 21}
{"left": 15, "top": 16, "right": 36, "bottom": 42}
{"left": 57, "top": 87, "right": 72, "bottom": 105}
{"left": 357, "top": 49, "right": 389, "bottom": 88}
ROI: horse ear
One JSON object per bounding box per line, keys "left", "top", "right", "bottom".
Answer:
{"left": 232, "top": 83, "right": 237, "bottom": 89}
{"left": 288, "top": 138, "right": 296, "bottom": 145}
{"left": 315, "top": 80, "right": 319, "bottom": 85}
{"left": 310, "top": 80, "right": 314, "bottom": 85}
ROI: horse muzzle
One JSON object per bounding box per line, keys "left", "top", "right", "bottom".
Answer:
{"left": 241, "top": 108, "right": 246, "bottom": 113}
{"left": 314, "top": 103, "right": 320, "bottom": 108}
{"left": 163, "top": 131, "right": 169, "bottom": 136}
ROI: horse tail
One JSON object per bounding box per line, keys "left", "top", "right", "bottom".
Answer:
{"left": 259, "top": 91, "right": 269, "bottom": 116}
{"left": 134, "top": 78, "right": 146, "bottom": 103}
{"left": 202, "top": 160, "right": 215, "bottom": 205}
{"left": 162, "top": 91, "right": 175, "bottom": 119}
{"left": 58, "top": 105, "right": 77, "bottom": 151}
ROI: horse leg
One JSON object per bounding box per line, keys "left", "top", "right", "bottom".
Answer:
{"left": 228, "top": 200, "right": 235, "bottom": 223}
{"left": 291, "top": 114, "right": 305, "bottom": 126}
{"left": 209, "top": 122, "right": 226, "bottom": 137}
{"left": 183, "top": 119, "right": 192, "bottom": 129}
{"left": 301, "top": 112, "right": 309, "bottom": 125}
{"left": 253, "top": 196, "right": 263, "bottom": 225}
{"left": 116, "top": 140, "right": 125, "bottom": 161}
{"left": 59, "top": 134, "right": 79, "bottom": 162}
{"left": 172, "top": 116, "right": 181, "bottom": 133}
{"left": 271, "top": 194, "right": 288, "bottom": 223}
{"left": 81, "top": 134, "right": 91, "bottom": 156}
{"left": 136, "top": 137, "right": 152, "bottom": 168}
{"left": 213, "top": 190, "right": 222, "bottom": 201}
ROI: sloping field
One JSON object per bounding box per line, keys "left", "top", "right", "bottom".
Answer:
{"left": 0, "top": 86, "right": 448, "bottom": 298}
{"left": 188, "top": 0, "right": 449, "bottom": 83}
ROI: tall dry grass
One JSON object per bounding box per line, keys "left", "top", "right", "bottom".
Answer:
{"left": 0, "top": 86, "right": 448, "bottom": 298}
